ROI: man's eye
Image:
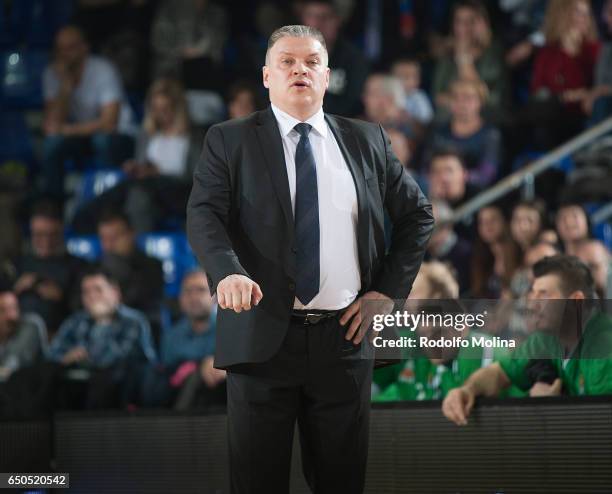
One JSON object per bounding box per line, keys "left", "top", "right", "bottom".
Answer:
{"left": 309, "top": 60, "right": 319, "bottom": 65}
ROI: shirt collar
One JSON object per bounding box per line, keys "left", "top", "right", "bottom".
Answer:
{"left": 271, "top": 103, "right": 328, "bottom": 139}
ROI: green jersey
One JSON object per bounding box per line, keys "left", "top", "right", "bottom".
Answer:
{"left": 498, "top": 311, "right": 612, "bottom": 396}
{"left": 373, "top": 331, "right": 525, "bottom": 401}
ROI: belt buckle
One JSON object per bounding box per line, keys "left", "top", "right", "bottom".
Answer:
{"left": 305, "top": 313, "right": 325, "bottom": 325}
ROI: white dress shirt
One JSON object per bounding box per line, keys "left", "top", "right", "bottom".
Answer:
{"left": 271, "top": 104, "right": 360, "bottom": 310}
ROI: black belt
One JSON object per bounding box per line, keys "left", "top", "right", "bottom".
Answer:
{"left": 291, "top": 309, "right": 344, "bottom": 325}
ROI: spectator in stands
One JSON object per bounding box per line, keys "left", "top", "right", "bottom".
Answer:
{"left": 443, "top": 255, "right": 612, "bottom": 426}
{"left": 425, "top": 200, "right": 472, "bottom": 295}
{"left": 555, "top": 203, "right": 591, "bottom": 255}
{"left": 424, "top": 78, "right": 502, "bottom": 188}
{"left": 427, "top": 150, "right": 478, "bottom": 207}
{"left": 362, "top": 73, "right": 419, "bottom": 143}
{"left": 584, "top": 0, "right": 612, "bottom": 124}
{"left": 391, "top": 58, "right": 434, "bottom": 125}
{"left": 97, "top": 211, "right": 164, "bottom": 334}
{"left": 48, "top": 265, "right": 156, "bottom": 409}
{"left": 431, "top": 0, "right": 508, "bottom": 119}
{"left": 373, "top": 264, "right": 524, "bottom": 402}
{"left": 151, "top": 0, "right": 228, "bottom": 89}
{"left": 13, "top": 200, "right": 87, "bottom": 334}
{"left": 510, "top": 241, "right": 560, "bottom": 299}
{"left": 142, "top": 270, "right": 225, "bottom": 409}
{"left": 72, "top": 79, "right": 198, "bottom": 233}
{"left": 0, "top": 282, "right": 46, "bottom": 383}
{"left": 471, "top": 205, "right": 522, "bottom": 298}
{"left": 575, "top": 239, "right": 612, "bottom": 300}
{"left": 510, "top": 199, "right": 547, "bottom": 252}
{"left": 226, "top": 80, "right": 264, "bottom": 120}
{"left": 123, "top": 79, "right": 199, "bottom": 182}
{"left": 386, "top": 128, "right": 413, "bottom": 171}
{"left": 527, "top": 0, "right": 600, "bottom": 145}
{"left": 41, "top": 25, "right": 135, "bottom": 200}
{"left": 300, "top": 0, "right": 369, "bottom": 116}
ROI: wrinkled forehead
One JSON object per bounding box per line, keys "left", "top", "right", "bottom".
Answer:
{"left": 267, "top": 36, "right": 328, "bottom": 63}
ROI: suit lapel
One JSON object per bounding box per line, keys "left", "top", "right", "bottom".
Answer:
{"left": 255, "top": 107, "right": 295, "bottom": 240}
{"left": 326, "top": 114, "right": 371, "bottom": 284}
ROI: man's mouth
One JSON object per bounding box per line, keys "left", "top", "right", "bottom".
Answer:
{"left": 291, "top": 80, "right": 310, "bottom": 88}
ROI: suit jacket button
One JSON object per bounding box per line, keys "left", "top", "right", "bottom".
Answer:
{"left": 291, "top": 247, "right": 297, "bottom": 253}
{"left": 289, "top": 283, "right": 296, "bottom": 291}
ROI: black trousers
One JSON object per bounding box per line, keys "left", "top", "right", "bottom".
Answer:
{"left": 226, "top": 316, "right": 374, "bottom": 494}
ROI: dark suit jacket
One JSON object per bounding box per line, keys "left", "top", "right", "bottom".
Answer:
{"left": 187, "top": 106, "right": 434, "bottom": 369}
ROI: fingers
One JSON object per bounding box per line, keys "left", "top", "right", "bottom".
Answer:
{"left": 442, "top": 390, "right": 470, "bottom": 426}
{"left": 344, "top": 310, "right": 362, "bottom": 341}
{"left": 339, "top": 300, "right": 359, "bottom": 326}
{"left": 217, "top": 275, "right": 263, "bottom": 313}
{"left": 252, "top": 283, "right": 263, "bottom": 305}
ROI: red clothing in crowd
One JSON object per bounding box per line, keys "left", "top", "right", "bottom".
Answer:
{"left": 531, "top": 41, "right": 601, "bottom": 104}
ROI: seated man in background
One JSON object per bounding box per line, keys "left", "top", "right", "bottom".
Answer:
{"left": 442, "top": 255, "right": 612, "bottom": 426}
{"left": 427, "top": 150, "right": 478, "bottom": 208}
{"left": 97, "top": 211, "right": 164, "bottom": 342}
{"left": 142, "top": 269, "right": 225, "bottom": 410}
{"left": 48, "top": 266, "right": 156, "bottom": 409}
{"left": 423, "top": 78, "right": 501, "bottom": 188}
{"left": 0, "top": 281, "right": 46, "bottom": 383}
{"left": 41, "top": 25, "right": 135, "bottom": 200}
{"left": 575, "top": 239, "right": 611, "bottom": 301}
{"left": 373, "top": 262, "right": 523, "bottom": 402}
{"left": 13, "top": 200, "right": 87, "bottom": 335}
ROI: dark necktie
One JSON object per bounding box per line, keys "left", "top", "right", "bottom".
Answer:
{"left": 293, "top": 123, "right": 320, "bottom": 305}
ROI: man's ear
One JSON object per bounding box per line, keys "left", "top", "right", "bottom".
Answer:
{"left": 325, "top": 66, "right": 330, "bottom": 89}
{"left": 569, "top": 291, "right": 585, "bottom": 301}
{"left": 262, "top": 66, "right": 269, "bottom": 89}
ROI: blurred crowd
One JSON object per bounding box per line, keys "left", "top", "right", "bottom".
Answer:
{"left": 0, "top": 0, "right": 611, "bottom": 415}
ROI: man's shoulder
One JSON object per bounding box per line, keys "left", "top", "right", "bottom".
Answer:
{"left": 325, "top": 113, "right": 383, "bottom": 140}
{"left": 208, "top": 111, "right": 261, "bottom": 135}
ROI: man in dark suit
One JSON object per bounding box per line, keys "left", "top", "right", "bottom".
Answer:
{"left": 187, "top": 25, "right": 433, "bottom": 494}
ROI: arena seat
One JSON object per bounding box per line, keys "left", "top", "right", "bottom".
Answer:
{"left": 65, "top": 235, "right": 102, "bottom": 262}
{"left": 137, "top": 232, "right": 199, "bottom": 298}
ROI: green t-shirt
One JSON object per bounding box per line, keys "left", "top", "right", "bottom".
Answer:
{"left": 498, "top": 312, "right": 612, "bottom": 396}
{"left": 372, "top": 331, "right": 525, "bottom": 401}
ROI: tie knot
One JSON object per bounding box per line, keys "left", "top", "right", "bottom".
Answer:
{"left": 294, "top": 123, "right": 312, "bottom": 138}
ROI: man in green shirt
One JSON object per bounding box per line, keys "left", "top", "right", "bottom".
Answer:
{"left": 442, "top": 255, "right": 612, "bottom": 426}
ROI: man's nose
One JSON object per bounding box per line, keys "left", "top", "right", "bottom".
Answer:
{"left": 293, "top": 63, "right": 308, "bottom": 75}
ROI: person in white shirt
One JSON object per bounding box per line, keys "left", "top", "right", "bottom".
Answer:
{"left": 41, "top": 25, "right": 135, "bottom": 201}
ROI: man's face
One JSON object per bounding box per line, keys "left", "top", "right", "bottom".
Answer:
{"left": 179, "top": 272, "right": 213, "bottom": 320}
{"left": 576, "top": 243, "right": 610, "bottom": 296}
{"left": 301, "top": 3, "right": 340, "bottom": 46}
{"left": 450, "top": 83, "right": 482, "bottom": 120}
{"left": 263, "top": 36, "right": 329, "bottom": 116}
{"left": 30, "top": 216, "right": 63, "bottom": 258}
{"left": 0, "top": 292, "right": 19, "bottom": 338}
{"left": 98, "top": 220, "right": 135, "bottom": 257}
{"left": 362, "top": 76, "right": 395, "bottom": 122}
{"left": 81, "top": 275, "right": 120, "bottom": 320}
{"left": 528, "top": 274, "right": 566, "bottom": 331}
{"left": 55, "top": 27, "right": 88, "bottom": 69}
{"left": 428, "top": 156, "right": 467, "bottom": 201}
